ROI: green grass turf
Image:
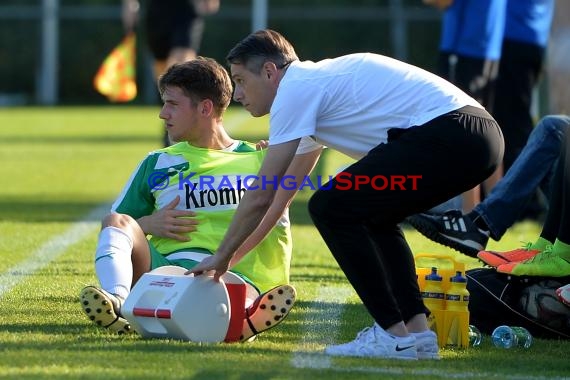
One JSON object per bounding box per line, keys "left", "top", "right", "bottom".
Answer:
{"left": 0, "top": 106, "right": 566, "bottom": 379}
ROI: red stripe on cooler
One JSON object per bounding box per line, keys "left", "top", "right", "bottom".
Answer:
{"left": 155, "top": 309, "right": 172, "bottom": 319}
{"left": 132, "top": 307, "right": 156, "bottom": 317}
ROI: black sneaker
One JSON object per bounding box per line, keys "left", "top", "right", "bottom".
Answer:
{"left": 406, "top": 210, "right": 489, "bottom": 258}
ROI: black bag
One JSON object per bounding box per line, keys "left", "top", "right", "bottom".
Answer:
{"left": 466, "top": 268, "right": 570, "bottom": 339}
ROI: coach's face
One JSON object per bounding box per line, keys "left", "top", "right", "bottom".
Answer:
{"left": 230, "top": 62, "right": 279, "bottom": 118}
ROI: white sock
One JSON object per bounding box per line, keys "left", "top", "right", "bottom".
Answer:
{"left": 95, "top": 226, "right": 133, "bottom": 300}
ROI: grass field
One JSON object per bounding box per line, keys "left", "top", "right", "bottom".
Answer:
{"left": 0, "top": 106, "right": 567, "bottom": 379}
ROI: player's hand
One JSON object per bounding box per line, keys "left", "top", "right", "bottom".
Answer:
{"left": 137, "top": 196, "right": 197, "bottom": 241}
{"left": 256, "top": 140, "right": 269, "bottom": 150}
{"left": 186, "top": 254, "right": 231, "bottom": 282}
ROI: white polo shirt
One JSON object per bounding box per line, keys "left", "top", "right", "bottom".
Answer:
{"left": 269, "top": 53, "right": 483, "bottom": 159}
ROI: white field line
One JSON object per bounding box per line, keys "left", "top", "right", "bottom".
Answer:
{"left": 0, "top": 204, "right": 109, "bottom": 298}
{"left": 290, "top": 286, "right": 570, "bottom": 380}
{"left": 291, "top": 285, "right": 354, "bottom": 369}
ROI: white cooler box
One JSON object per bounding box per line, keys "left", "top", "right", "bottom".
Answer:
{"left": 122, "top": 265, "right": 247, "bottom": 343}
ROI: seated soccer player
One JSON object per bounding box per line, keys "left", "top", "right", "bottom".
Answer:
{"left": 79, "top": 58, "right": 322, "bottom": 339}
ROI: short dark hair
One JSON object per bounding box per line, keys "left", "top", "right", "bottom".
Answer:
{"left": 226, "top": 29, "right": 299, "bottom": 74}
{"left": 158, "top": 57, "right": 232, "bottom": 117}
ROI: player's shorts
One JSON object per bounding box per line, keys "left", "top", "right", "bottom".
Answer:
{"left": 148, "top": 244, "right": 259, "bottom": 293}
{"left": 145, "top": 0, "right": 205, "bottom": 60}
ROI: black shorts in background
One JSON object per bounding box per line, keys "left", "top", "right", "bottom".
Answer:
{"left": 437, "top": 52, "right": 499, "bottom": 112}
{"left": 145, "top": 0, "right": 204, "bottom": 60}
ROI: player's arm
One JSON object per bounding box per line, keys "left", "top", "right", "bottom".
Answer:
{"left": 229, "top": 146, "right": 323, "bottom": 267}
{"left": 188, "top": 139, "right": 301, "bottom": 279}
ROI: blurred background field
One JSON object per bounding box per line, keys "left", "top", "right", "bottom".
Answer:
{"left": 0, "top": 0, "right": 443, "bottom": 106}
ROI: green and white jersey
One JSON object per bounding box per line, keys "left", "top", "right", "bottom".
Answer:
{"left": 112, "top": 141, "right": 291, "bottom": 292}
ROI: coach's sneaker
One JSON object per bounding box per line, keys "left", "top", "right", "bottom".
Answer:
{"left": 411, "top": 330, "right": 440, "bottom": 360}
{"left": 325, "top": 323, "right": 417, "bottom": 360}
{"left": 240, "top": 284, "right": 296, "bottom": 342}
{"left": 497, "top": 247, "right": 570, "bottom": 277}
{"left": 407, "top": 210, "right": 489, "bottom": 258}
{"left": 477, "top": 243, "right": 541, "bottom": 267}
{"left": 556, "top": 284, "right": 570, "bottom": 307}
{"left": 80, "top": 286, "right": 132, "bottom": 335}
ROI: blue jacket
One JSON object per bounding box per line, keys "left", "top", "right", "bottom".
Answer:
{"left": 504, "top": 0, "right": 554, "bottom": 47}
{"left": 440, "top": 0, "right": 507, "bottom": 60}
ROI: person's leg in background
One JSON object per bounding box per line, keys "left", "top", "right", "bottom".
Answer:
{"left": 497, "top": 127, "right": 570, "bottom": 276}
{"left": 437, "top": 53, "right": 502, "bottom": 212}
{"left": 145, "top": 0, "right": 204, "bottom": 146}
{"left": 407, "top": 115, "right": 568, "bottom": 260}
{"left": 492, "top": 39, "right": 546, "bottom": 218}
{"left": 474, "top": 115, "right": 568, "bottom": 240}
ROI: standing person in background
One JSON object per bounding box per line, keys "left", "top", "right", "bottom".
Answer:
{"left": 492, "top": 0, "right": 555, "bottom": 219}
{"left": 430, "top": 0, "right": 507, "bottom": 211}
{"left": 122, "top": 0, "right": 220, "bottom": 146}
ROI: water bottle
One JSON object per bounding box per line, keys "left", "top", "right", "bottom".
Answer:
{"left": 444, "top": 271, "right": 470, "bottom": 346}
{"left": 422, "top": 267, "right": 445, "bottom": 312}
{"left": 468, "top": 325, "right": 482, "bottom": 347}
{"left": 445, "top": 271, "right": 469, "bottom": 312}
{"left": 491, "top": 325, "right": 533, "bottom": 349}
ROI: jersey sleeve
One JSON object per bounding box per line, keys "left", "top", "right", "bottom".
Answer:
{"left": 296, "top": 136, "right": 323, "bottom": 154}
{"left": 111, "top": 153, "right": 159, "bottom": 218}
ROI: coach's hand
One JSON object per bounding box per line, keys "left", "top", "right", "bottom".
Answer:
{"left": 186, "top": 254, "right": 231, "bottom": 282}
{"left": 137, "top": 195, "right": 197, "bottom": 241}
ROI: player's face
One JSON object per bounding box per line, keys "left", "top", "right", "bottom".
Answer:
{"left": 230, "top": 63, "right": 276, "bottom": 117}
{"left": 159, "top": 86, "right": 200, "bottom": 143}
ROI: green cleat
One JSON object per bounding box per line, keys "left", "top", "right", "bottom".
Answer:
{"left": 497, "top": 247, "right": 570, "bottom": 277}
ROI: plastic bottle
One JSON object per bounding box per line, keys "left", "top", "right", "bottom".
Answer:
{"left": 444, "top": 271, "right": 470, "bottom": 347}
{"left": 422, "top": 267, "right": 445, "bottom": 312}
{"left": 491, "top": 325, "right": 533, "bottom": 349}
{"left": 468, "top": 325, "right": 482, "bottom": 347}
{"left": 445, "top": 271, "right": 469, "bottom": 311}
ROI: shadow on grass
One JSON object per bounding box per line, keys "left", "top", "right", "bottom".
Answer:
{"left": 0, "top": 135, "right": 161, "bottom": 145}
{"left": 0, "top": 198, "right": 107, "bottom": 223}
{"left": 0, "top": 322, "right": 301, "bottom": 353}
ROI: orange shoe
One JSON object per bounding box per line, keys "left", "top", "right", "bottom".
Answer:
{"left": 477, "top": 243, "right": 540, "bottom": 267}
{"left": 496, "top": 247, "right": 570, "bottom": 277}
